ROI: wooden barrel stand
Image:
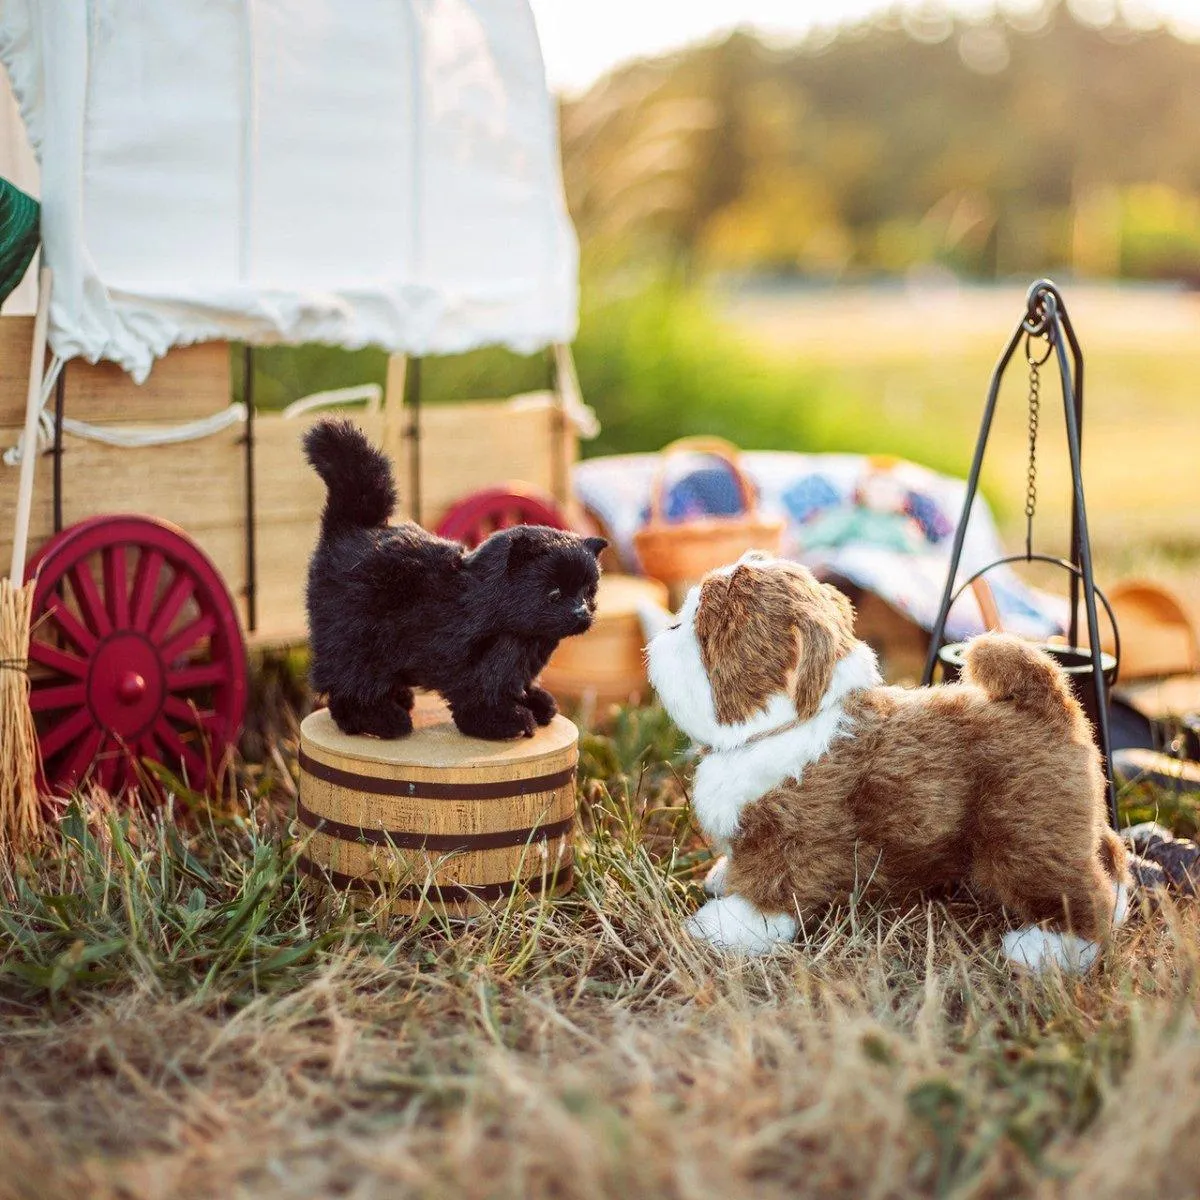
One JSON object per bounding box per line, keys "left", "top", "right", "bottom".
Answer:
{"left": 297, "top": 696, "right": 578, "bottom": 916}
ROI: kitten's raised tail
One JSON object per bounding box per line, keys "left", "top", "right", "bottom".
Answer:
{"left": 303, "top": 419, "right": 397, "bottom": 531}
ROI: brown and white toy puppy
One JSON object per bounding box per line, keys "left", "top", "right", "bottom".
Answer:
{"left": 646, "top": 553, "right": 1130, "bottom": 973}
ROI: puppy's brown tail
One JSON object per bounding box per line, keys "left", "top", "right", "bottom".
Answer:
{"left": 303, "top": 418, "right": 396, "bottom": 531}
{"left": 961, "top": 632, "right": 1083, "bottom": 730}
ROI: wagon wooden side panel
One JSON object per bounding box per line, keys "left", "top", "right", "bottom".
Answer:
{"left": 0, "top": 325, "right": 240, "bottom": 586}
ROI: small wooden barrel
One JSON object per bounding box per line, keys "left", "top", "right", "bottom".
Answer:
{"left": 296, "top": 697, "right": 578, "bottom": 916}
{"left": 541, "top": 574, "right": 669, "bottom": 706}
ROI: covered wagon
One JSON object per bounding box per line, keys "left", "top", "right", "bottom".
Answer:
{"left": 0, "top": 0, "right": 588, "bottom": 795}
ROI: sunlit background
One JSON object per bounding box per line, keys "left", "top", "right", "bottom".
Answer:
{"left": 531, "top": 0, "right": 1200, "bottom": 93}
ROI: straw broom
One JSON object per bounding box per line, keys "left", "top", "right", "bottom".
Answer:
{"left": 1, "top": 266, "right": 52, "bottom": 860}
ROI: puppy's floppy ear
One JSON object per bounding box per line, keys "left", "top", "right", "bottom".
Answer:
{"left": 505, "top": 527, "right": 542, "bottom": 573}
{"left": 584, "top": 536, "right": 608, "bottom": 559}
{"left": 792, "top": 582, "right": 859, "bottom": 720}
{"left": 821, "top": 582, "right": 857, "bottom": 636}
{"left": 694, "top": 564, "right": 797, "bottom": 726}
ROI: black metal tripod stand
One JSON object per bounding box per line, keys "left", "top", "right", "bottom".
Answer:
{"left": 921, "top": 279, "right": 1120, "bottom": 829}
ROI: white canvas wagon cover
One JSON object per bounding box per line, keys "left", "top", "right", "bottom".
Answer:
{"left": 0, "top": 0, "right": 578, "bottom": 381}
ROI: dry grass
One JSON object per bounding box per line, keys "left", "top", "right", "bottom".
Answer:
{"left": 1, "top": 698, "right": 1198, "bottom": 1200}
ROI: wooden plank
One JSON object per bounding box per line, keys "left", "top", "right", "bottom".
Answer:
{"left": 0, "top": 319, "right": 231, "bottom": 427}
{"left": 1, "top": 422, "right": 246, "bottom": 593}
{"left": 252, "top": 410, "right": 386, "bottom": 526}
{"left": 0, "top": 318, "right": 39, "bottom": 432}
{"left": 252, "top": 400, "right": 573, "bottom": 530}
{"left": 189, "top": 516, "right": 317, "bottom": 644}
{"left": 381, "top": 357, "right": 578, "bottom": 522}
{"left": 393, "top": 394, "right": 572, "bottom": 527}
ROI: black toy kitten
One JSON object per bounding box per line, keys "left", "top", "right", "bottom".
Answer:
{"left": 303, "top": 419, "right": 606, "bottom": 740}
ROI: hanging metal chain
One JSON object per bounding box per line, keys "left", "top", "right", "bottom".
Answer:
{"left": 1023, "top": 330, "right": 1052, "bottom": 559}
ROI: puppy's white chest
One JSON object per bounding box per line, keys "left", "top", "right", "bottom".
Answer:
{"left": 691, "top": 705, "right": 849, "bottom": 844}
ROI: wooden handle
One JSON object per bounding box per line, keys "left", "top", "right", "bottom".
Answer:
{"left": 9, "top": 265, "right": 52, "bottom": 585}
{"left": 647, "top": 436, "right": 758, "bottom": 524}
{"left": 970, "top": 576, "right": 1004, "bottom": 632}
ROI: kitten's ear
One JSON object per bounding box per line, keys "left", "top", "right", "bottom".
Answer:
{"left": 505, "top": 528, "right": 542, "bottom": 573}
{"left": 584, "top": 536, "right": 608, "bottom": 559}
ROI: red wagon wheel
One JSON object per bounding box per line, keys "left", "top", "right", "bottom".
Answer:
{"left": 434, "top": 485, "right": 570, "bottom": 549}
{"left": 25, "top": 515, "right": 248, "bottom": 797}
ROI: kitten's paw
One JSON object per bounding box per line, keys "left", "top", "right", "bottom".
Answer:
{"left": 374, "top": 706, "right": 414, "bottom": 739}
{"left": 328, "top": 697, "right": 412, "bottom": 740}
{"left": 454, "top": 704, "right": 537, "bottom": 741}
{"left": 524, "top": 685, "right": 558, "bottom": 726}
{"left": 510, "top": 704, "right": 537, "bottom": 738}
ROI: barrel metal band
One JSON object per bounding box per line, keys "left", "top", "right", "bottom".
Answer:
{"left": 295, "top": 854, "right": 574, "bottom": 903}
{"left": 296, "top": 796, "right": 573, "bottom": 851}
{"left": 298, "top": 747, "right": 576, "bottom": 800}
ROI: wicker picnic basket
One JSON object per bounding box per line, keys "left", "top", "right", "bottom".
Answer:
{"left": 633, "top": 437, "right": 785, "bottom": 592}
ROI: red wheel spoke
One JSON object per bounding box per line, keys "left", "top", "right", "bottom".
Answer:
{"left": 29, "top": 681, "right": 88, "bottom": 713}
{"left": 130, "top": 549, "right": 164, "bottom": 631}
{"left": 28, "top": 640, "right": 89, "bottom": 679}
{"left": 39, "top": 707, "right": 97, "bottom": 761}
{"left": 59, "top": 727, "right": 104, "bottom": 789}
{"left": 69, "top": 562, "right": 113, "bottom": 638}
{"left": 159, "top": 613, "right": 216, "bottom": 663}
{"left": 164, "top": 694, "right": 199, "bottom": 722}
{"left": 148, "top": 573, "right": 195, "bottom": 643}
{"left": 138, "top": 734, "right": 159, "bottom": 769}
{"left": 165, "top": 695, "right": 225, "bottom": 737}
{"left": 95, "top": 746, "right": 120, "bottom": 795}
{"left": 103, "top": 544, "right": 130, "bottom": 628}
{"left": 154, "top": 724, "right": 207, "bottom": 785}
{"left": 166, "top": 662, "right": 227, "bottom": 692}
{"left": 41, "top": 596, "right": 98, "bottom": 655}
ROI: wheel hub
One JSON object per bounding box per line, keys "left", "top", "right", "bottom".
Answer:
{"left": 87, "top": 632, "right": 165, "bottom": 738}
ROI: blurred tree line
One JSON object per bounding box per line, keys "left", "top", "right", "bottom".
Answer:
{"left": 560, "top": 1, "right": 1200, "bottom": 282}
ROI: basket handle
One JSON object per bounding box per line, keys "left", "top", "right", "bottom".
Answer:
{"left": 647, "top": 436, "right": 758, "bottom": 524}
{"left": 944, "top": 554, "right": 1121, "bottom": 680}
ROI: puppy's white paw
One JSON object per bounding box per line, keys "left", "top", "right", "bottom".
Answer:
{"left": 703, "top": 855, "right": 730, "bottom": 897}
{"left": 1002, "top": 926, "right": 1100, "bottom": 975}
{"left": 685, "top": 895, "right": 797, "bottom": 956}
